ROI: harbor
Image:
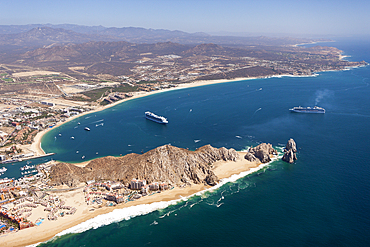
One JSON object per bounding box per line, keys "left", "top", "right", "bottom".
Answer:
{"left": 2, "top": 153, "right": 55, "bottom": 165}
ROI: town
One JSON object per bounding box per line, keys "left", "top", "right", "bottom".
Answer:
{"left": 0, "top": 43, "right": 366, "bottom": 163}
{"left": 0, "top": 36, "right": 367, "bottom": 240}
{"left": 0, "top": 159, "right": 171, "bottom": 234}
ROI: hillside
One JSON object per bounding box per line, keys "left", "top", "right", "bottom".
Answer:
{"left": 49, "top": 144, "right": 240, "bottom": 187}
{"left": 0, "top": 25, "right": 321, "bottom": 49}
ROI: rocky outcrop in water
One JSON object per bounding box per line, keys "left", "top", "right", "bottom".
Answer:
{"left": 244, "top": 143, "right": 277, "bottom": 163}
{"left": 49, "top": 144, "right": 240, "bottom": 187}
{"left": 282, "top": 138, "right": 297, "bottom": 163}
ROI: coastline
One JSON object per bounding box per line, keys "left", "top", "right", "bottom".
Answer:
{"left": 1, "top": 151, "right": 273, "bottom": 247}
{"left": 14, "top": 64, "right": 365, "bottom": 246}
{"left": 29, "top": 77, "right": 258, "bottom": 157}
{"left": 30, "top": 61, "right": 367, "bottom": 159}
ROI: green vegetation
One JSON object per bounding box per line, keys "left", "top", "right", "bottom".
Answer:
{"left": 2, "top": 78, "right": 14, "bottom": 82}
{"left": 79, "top": 88, "right": 110, "bottom": 101}
{"left": 29, "top": 112, "right": 50, "bottom": 121}
{"left": 78, "top": 84, "right": 139, "bottom": 102}
{"left": 112, "top": 84, "right": 139, "bottom": 93}
{"left": 137, "top": 80, "right": 158, "bottom": 84}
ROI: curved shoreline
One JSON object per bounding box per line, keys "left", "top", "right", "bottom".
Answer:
{"left": 6, "top": 65, "right": 363, "bottom": 246}
{"left": 2, "top": 151, "right": 280, "bottom": 247}
{"left": 31, "top": 73, "right": 320, "bottom": 160}
{"left": 31, "top": 77, "right": 260, "bottom": 157}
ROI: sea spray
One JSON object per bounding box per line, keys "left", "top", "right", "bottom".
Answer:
{"left": 55, "top": 200, "right": 184, "bottom": 236}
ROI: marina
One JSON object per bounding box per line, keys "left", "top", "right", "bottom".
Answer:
{"left": 1, "top": 153, "right": 55, "bottom": 166}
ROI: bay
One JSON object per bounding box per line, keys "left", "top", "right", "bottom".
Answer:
{"left": 21, "top": 37, "right": 370, "bottom": 246}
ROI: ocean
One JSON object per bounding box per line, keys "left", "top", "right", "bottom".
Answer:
{"left": 5, "top": 37, "right": 370, "bottom": 246}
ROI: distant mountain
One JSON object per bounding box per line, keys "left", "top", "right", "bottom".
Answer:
{"left": 0, "top": 26, "right": 117, "bottom": 47}
{"left": 12, "top": 41, "right": 262, "bottom": 67}
{"left": 18, "top": 41, "right": 192, "bottom": 64}
{"left": 0, "top": 24, "right": 321, "bottom": 51}
{"left": 0, "top": 24, "right": 106, "bottom": 35}
{"left": 183, "top": 43, "right": 230, "bottom": 56}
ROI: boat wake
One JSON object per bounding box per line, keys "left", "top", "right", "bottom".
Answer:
{"left": 252, "top": 108, "right": 262, "bottom": 117}
{"left": 91, "top": 119, "right": 104, "bottom": 124}
{"left": 150, "top": 221, "right": 158, "bottom": 226}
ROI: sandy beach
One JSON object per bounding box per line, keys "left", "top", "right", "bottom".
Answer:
{"left": 1, "top": 151, "right": 261, "bottom": 247}
{"left": 28, "top": 77, "right": 256, "bottom": 157}
{"left": 2, "top": 76, "right": 286, "bottom": 246}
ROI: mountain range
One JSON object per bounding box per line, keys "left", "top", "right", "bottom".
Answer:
{"left": 0, "top": 24, "right": 322, "bottom": 53}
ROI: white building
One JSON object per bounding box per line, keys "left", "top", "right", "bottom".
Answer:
{"left": 130, "top": 179, "right": 146, "bottom": 190}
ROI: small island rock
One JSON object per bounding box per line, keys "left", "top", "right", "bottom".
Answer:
{"left": 282, "top": 138, "right": 297, "bottom": 163}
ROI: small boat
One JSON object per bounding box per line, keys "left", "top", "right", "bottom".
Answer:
{"left": 84, "top": 127, "right": 90, "bottom": 131}
{"left": 78, "top": 122, "right": 80, "bottom": 125}
{"left": 82, "top": 156, "right": 85, "bottom": 159}
{"left": 71, "top": 136, "right": 75, "bottom": 139}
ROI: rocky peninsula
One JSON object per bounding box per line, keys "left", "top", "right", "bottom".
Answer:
{"left": 49, "top": 144, "right": 242, "bottom": 188}
{"left": 1, "top": 142, "right": 281, "bottom": 246}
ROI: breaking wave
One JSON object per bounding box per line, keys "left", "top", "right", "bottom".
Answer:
{"left": 34, "top": 147, "right": 283, "bottom": 245}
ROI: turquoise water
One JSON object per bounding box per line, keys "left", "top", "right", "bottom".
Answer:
{"left": 12, "top": 38, "right": 370, "bottom": 246}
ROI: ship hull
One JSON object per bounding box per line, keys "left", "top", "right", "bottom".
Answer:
{"left": 289, "top": 106, "right": 325, "bottom": 114}
{"left": 289, "top": 109, "right": 325, "bottom": 113}
{"left": 145, "top": 116, "right": 168, "bottom": 124}
{"left": 145, "top": 111, "right": 168, "bottom": 124}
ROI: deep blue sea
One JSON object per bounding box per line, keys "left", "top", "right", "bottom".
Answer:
{"left": 3, "top": 38, "right": 370, "bottom": 246}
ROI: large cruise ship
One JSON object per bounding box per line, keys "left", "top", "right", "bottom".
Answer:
{"left": 145, "top": 111, "right": 168, "bottom": 124}
{"left": 289, "top": 106, "right": 325, "bottom": 114}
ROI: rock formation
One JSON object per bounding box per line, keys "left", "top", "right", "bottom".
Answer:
{"left": 244, "top": 143, "right": 277, "bottom": 163}
{"left": 282, "top": 138, "right": 297, "bottom": 163}
{"left": 49, "top": 144, "right": 240, "bottom": 187}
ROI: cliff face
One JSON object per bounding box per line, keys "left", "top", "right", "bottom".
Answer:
{"left": 244, "top": 143, "right": 278, "bottom": 163}
{"left": 49, "top": 144, "right": 239, "bottom": 187}
{"left": 282, "top": 138, "right": 297, "bottom": 163}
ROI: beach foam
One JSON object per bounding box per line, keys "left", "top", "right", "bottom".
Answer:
{"left": 268, "top": 73, "right": 319, "bottom": 79}
{"left": 55, "top": 200, "right": 184, "bottom": 236}
{"left": 46, "top": 150, "right": 283, "bottom": 241}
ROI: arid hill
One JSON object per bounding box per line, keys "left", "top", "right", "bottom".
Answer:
{"left": 49, "top": 144, "right": 240, "bottom": 187}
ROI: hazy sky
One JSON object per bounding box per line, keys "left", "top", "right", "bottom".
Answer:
{"left": 2, "top": 0, "right": 369, "bottom": 36}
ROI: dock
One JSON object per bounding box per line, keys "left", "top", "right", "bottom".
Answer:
{"left": 2, "top": 153, "right": 55, "bottom": 164}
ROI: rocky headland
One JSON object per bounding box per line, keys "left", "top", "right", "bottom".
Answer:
{"left": 49, "top": 144, "right": 240, "bottom": 187}
{"left": 244, "top": 143, "right": 278, "bottom": 163}
{"left": 48, "top": 143, "right": 282, "bottom": 188}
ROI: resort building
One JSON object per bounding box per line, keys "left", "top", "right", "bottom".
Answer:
{"left": 149, "top": 182, "right": 159, "bottom": 191}
{"left": 130, "top": 179, "right": 146, "bottom": 190}
{"left": 160, "top": 183, "right": 168, "bottom": 190}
